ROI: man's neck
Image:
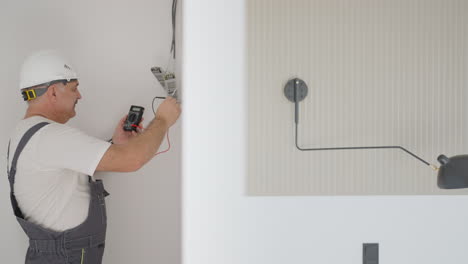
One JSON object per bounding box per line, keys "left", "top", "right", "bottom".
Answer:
{"left": 24, "top": 109, "right": 61, "bottom": 123}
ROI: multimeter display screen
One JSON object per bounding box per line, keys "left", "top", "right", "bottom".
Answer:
{"left": 132, "top": 107, "right": 141, "bottom": 111}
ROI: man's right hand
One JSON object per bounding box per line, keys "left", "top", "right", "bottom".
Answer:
{"left": 96, "top": 96, "right": 181, "bottom": 173}
{"left": 155, "top": 96, "right": 181, "bottom": 128}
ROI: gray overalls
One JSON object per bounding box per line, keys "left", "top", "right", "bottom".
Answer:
{"left": 7, "top": 122, "right": 109, "bottom": 264}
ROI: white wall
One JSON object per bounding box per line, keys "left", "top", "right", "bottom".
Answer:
{"left": 0, "top": 0, "right": 181, "bottom": 263}
{"left": 182, "top": 0, "right": 468, "bottom": 263}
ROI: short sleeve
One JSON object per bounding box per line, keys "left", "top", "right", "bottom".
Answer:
{"left": 35, "top": 123, "right": 111, "bottom": 176}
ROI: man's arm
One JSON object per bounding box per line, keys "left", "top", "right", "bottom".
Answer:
{"left": 96, "top": 97, "right": 180, "bottom": 172}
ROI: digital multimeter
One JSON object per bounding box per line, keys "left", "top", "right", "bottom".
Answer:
{"left": 123, "top": 105, "right": 145, "bottom": 131}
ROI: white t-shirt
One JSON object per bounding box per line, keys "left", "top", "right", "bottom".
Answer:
{"left": 7, "top": 116, "right": 111, "bottom": 232}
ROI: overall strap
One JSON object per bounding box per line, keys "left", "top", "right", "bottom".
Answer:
{"left": 7, "top": 122, "right": 50, "bottom": 218}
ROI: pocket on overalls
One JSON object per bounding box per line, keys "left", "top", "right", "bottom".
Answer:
{"left": 98, "top": 194, "right": 107, "bottom": 224}
{"left": 25, "top": 249, "right": 67, "bottom": 264}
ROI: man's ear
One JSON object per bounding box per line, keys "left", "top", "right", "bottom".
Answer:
{"left": 45, "top": 84, "right": 58, "bottom": 102}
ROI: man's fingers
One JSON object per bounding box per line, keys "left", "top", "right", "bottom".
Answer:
{"left": 138, "top": 117, "right": 145, "bottom": 130}
{"left": 119, "top": 115, "right": 128, "bottom": 125}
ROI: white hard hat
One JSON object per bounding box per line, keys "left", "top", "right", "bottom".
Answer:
{"left": 19, "top": 50, "right": 78, "bottom": 90}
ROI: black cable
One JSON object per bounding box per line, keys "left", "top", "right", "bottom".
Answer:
{"left": 293, "top": 98, "right": 432, "bottom": 167}
{"left": 170, "top": 0, "right": 178, "bottom": 59}
{"left": 152, "top": 96, "right": 166, "bottom": 114}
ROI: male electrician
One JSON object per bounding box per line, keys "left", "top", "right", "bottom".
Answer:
{"left": 6, "top": 50, "right": 181, "bottom": 264}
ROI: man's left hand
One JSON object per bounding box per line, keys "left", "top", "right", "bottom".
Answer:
{"left": 111, "top": 115, "right": 144, "bottom": 145}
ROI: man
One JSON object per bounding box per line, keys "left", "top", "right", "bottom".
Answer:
{"left": 7, "top": 50, "right": 181, "bottom": 263}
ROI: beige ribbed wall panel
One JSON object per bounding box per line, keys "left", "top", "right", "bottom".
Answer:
{"left": 247, "top": 0, "right": 468, "bottom": 195}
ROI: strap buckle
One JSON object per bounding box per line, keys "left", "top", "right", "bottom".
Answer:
{"left": 21, "top": 89, "right": 37, "bottom": 101}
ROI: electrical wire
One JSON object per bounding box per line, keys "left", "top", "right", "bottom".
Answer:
{"left": 155, "top": 131, "right": 171, "bottom": 156}
{"left": 163, "top": 0, "right": 177, "bottom": 77}
{"left": 292, "top": 91, "right": 438, "bottom": 170}
{"left": 131, "top": 124, "right": 143, "bottom": 130}
{"left": 171, "top": 0, "right": 178, "bottom": 59}
{"left": 163, "top": 0, "right": 178, "bottom": 79}
{"left": 152, "top": 96, "right": 166, "bottom": 114}
{"left": 158, "top": 0, "right": 178, "bottom": 100}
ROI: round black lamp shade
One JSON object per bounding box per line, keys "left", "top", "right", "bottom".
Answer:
{"left": 437, "top": 154, "right": 468, "bottom": 189}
